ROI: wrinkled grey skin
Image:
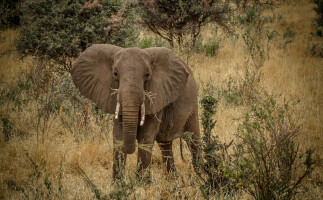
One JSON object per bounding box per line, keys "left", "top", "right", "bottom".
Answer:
{"left": 71, "top": 44, "right": 200, "bottom": 179}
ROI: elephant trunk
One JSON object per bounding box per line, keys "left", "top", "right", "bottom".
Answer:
{"left": 122, "top": 103, "right": 139, "bottom": 154}
{"left": 116, "top": 80, "right": 146, "bottom": 154}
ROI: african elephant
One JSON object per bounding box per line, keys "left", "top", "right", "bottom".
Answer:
{"left": 70, "top": 44, "right": 200, "bottom": 179}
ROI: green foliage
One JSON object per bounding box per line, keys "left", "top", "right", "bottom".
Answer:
{"left": 283, "top": 28, "right": 296, "bottom": 45}
{"left": 16, "top": 0, "right": 139, "bottom": 70}
{"left": 310, "top": 0, "right": 323, "bottom": 57}
{"left": 240, "top": 6, "right": 258, "bottom": 24}
{"left": 227, "top": 98, "right": 315, "bottom": 200}
{"left": 109, "top": 178, "right": 135, "bottom": 200}
{"left": 238, "top": 5, "right": 278, "bottom": 104}
{"left": 220, "top": 77, "right": 240, "bottom": 106}
{"left": 283, "top": 28, "right": 296, "bottom": 39}
{"left": 137, "top": 36, "right": 167, "bottom": 49}
{"left": 0, "top": 0, "right": 22, "bottom": 29}
{"left": 196, "top": 79, "right": 315, "bottom": 199}
{"left": 310, "top": 41, "right": 323, "bottom": 57}
{"left": 203, "top": 38, "right": 220, "bottom": 57}
{"left": 311, "top": 0, "right": 323, "bottom": 36}
{"left": 1, "top": 117, "right": 14, "bottom": 141}
{"left": 200, "top": 95, "right": 218, "bottom": 137}
{"left": 191, "top": 82, "right": 235, "bottom": 197}
{"left": 0, "top": 68, "right": 33, "bottom": 140}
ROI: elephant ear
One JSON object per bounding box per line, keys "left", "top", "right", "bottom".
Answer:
{"left": 144, "top": 47, "right": 189, "bottom": 115}
{"left": 71, "top": 44, "right": 122, "bottom": 114}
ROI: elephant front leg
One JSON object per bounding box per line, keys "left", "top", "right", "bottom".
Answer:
{"left": 136, "top": 114, "right": 161, "bottom": 178}
{"left": 113, "top": 118, "right": 127, "bottom": 180}
{"left": 158, "top": 141, "right": 176, "bottom": 173}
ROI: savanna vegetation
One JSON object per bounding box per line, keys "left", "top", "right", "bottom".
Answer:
{"left": 0, "top": 0, "right": 322, "bottom": 199}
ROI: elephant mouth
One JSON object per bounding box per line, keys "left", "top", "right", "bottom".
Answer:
{"left": 114, "top": 101, "right": 146, "bottom": 126}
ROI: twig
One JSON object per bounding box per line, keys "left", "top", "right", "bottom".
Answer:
{"left": 145, "top": 91, "right": 156, "bottom": 105}
{"left": 0, "top": 49, "right": 16, "bottom": 58}
{"left": 74, "top": 165, "right": 107, "bottom": 200}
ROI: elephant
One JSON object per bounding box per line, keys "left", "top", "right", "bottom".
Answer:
{"left": 70, "top": 44, "right": 201, "bottom": 179}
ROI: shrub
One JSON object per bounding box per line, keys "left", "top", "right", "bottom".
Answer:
{"left": 310, "top": 41, "right": 323, "bottom": 57}
{"left": 137, "top": 36, "right": 166, "bottom": 49}
{"left": 194, "top": 80, "right": 315, "bottom": 199}
{"left": 187, "top": 81, "right": 236, "bottom": 198}
{"left": 283, "top": 28, "right": 296, "bottom": 39}
{"left": 203, "top": 38, "right": 220, "bottom": 57}
{"left": 16, "top": 0, "right": 139, "bottom": 71}
{"left": 310, "top": 0, "right": 323, "bottom": 57}
{"left": 220, "top": 77, "right": 240, "bottom": 106}
{"left": 227, "top": 97, "right": 315, "bottom": 200}
{"left": 312, "top": 0, "right": 323, "bottom": 36}
{"left": 0, "top": 0, "right": 23, "bottom": 29}
{"left": 0, "top": 68, "right": 33, "bottom": 140}
{"left": 238, "top": 4, "right": 278, "bottom": 104}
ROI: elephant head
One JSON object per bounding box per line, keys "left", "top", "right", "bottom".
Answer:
{"left": 71, "top": 44, "right": 188, "bottom": 154}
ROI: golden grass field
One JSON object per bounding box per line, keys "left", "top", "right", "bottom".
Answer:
{"left": 0, "top": 0, "right": 322, "bottom": 199}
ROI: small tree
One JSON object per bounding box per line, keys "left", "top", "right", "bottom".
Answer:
{"left": 16, "top": 0, "right": 138, "bottom": 71}
{"left": 186, "top": 81, "right": 235, "bottom": 198}
{"left": 229, "top": 98, "right": 315, "bottom": 200}
{"left": 138, "top": 0, "right": 231, "bottom": 48}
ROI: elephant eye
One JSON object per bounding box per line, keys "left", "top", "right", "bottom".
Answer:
{"left": 114, "top": 71, "right": 118, "bottom": 77}
{"left": 145, "top": 73, "right": 150, "bottom": 77}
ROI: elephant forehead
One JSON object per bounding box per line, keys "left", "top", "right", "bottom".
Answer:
{"left": 115, "top": 48, "right": 149, "bottom": 61}
{"left": 114, "top": 50, "right": 150, "bottom": 72}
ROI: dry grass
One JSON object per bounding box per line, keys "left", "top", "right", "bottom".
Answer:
{"left": 0, "top": 1, "right": 322, "bottom": 199}
{"left": 0, "top": 29, "right": 23, "bottom": 82}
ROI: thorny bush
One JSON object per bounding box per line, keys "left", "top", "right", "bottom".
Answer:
{"left": 225, "top": 98, "right": 315, "bottom": 200}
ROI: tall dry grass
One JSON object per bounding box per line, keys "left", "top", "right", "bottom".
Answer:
{"left": 0, "top": 29, "right": 24, "bottom": 82}
{"left": 0, "top": 0, "right": 322, "bottom": 199}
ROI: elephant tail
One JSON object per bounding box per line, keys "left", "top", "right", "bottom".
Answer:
{"left": 180, "top": 138, "right": 186, "bottom": 162}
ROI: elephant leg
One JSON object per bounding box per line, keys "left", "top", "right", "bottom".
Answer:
{"left": 158, "top": 141, "right": 176, "bottom": 173}
{"left": 113, "top": 118, "right": 127, "bottom": 180}
{"left": 136, "top": 113, "right": 161, "bottom": 177}
{"left": 184, "top": 108, "right": 202, "bottom": 171}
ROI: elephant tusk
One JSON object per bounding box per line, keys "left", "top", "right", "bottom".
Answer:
{"left": 140, "top": 103, "right": 145, "bottom": 126}
{"left": 115, "top": 102, "right": 120, "bottom": 119}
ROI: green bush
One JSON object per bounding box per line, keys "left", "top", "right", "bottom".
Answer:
{"left": 16, "top": 0, "right": 139, "bottom": 70}
{"left": 283, "top": 28, "right": 296, "bottom": 39}
{"left": 203, "top": 38, "right": 220, "bottom": 57}
{"left": 243, "top": 7, "right": 258, "bottom": 24}
{"left": 310, "top": 41, "right": 323, "bottom": 57}
{"left": 220, "top": 77, "right": 240, "bottom": 106}
{"left": 137, "top": 36, "right": 166, "bottom": 49}
{"left": 187, "top": 81, "right": 236, "bottom": 198}
{"left": 312, "top": 0, "right": 323, "bottom": 36}
{"left": 227, "top": 98, "right": 315, "bottom": 200}
{"left": 194, "top": 80, "right": 315, "bottom": 199}
{"left": 0, "top": 0, "right": 23, "bottom": 29}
